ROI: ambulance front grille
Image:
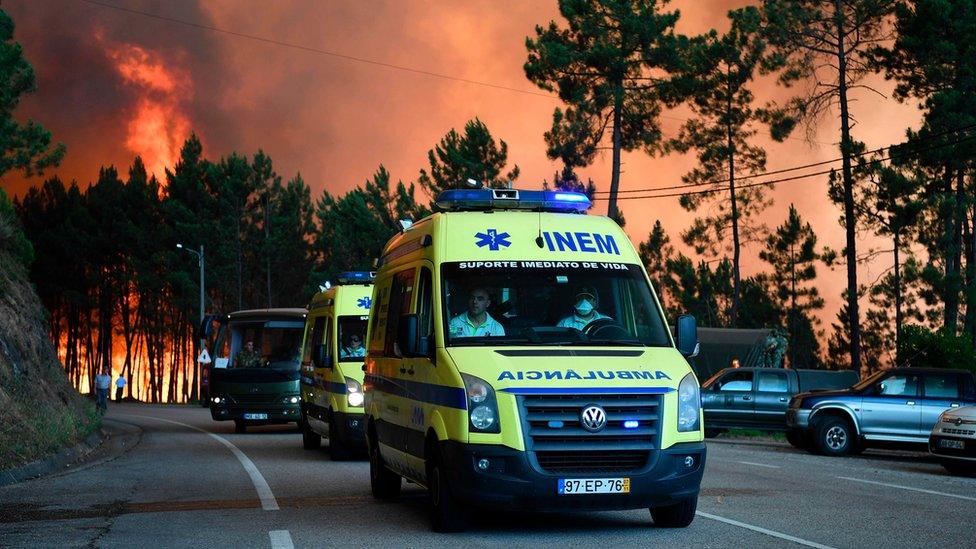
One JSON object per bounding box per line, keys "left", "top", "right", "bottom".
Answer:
{"left": 518, "top": 394, "right": 661, "bottom": 474}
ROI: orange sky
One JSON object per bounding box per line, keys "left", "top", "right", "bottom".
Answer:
{"left": 3, "top": 0, "right": 924, "bottom": 332}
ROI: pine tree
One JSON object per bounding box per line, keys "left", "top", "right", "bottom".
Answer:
{"left": 760, "top": 205, "right": 824, "bottom": 368}
{"left": 524, "top": 0, "right": 682, "bottom": 221}
{"left": 417, "top": 118, "right": 519, "bottom": 200}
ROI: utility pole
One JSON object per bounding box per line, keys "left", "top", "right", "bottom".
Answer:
{"left": 177, "top": 243, "right": 205, "bottom": 400}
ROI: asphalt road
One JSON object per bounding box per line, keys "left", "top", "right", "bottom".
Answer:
{"left": 2, "top": 404, "right": 974, "bottom": 548}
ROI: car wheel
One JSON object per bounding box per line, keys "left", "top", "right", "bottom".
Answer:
{"left": 650, "top": 496, "right": 697, "bottom": 528}
{"left": 234, "top": 419, "right": 246, "bottom": 434}
{"left": 368, "top": 431, "right": 401, "bottom": 500}
{"left": 329, "top": 412, "right": 352, "bottom": 461}
{"left": 785, "top": 429, "right": 807, "bottom": 449}
{"left": 940, "top": 459, "right": 976, "bottom": 477}
{"left": 428, "top": 460, "right": 469, "bottom": 532}
{"left": 814, "top": 416, "right": 854, "bottom": 456}
{"left": 302, "top": 415, "right": 321, "bottom": 450}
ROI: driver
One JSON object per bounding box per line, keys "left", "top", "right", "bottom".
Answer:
{"left": 449, "top": 287, "right": 505, "bottom": 337}
{"left": 557, "top": 286, "right": 610, "bottom": 330}
{"left": 235, "top": 340, "right": 263, "bottom": 368}
{"left": 340, "top": 334, "right": 366, "bottom": 358}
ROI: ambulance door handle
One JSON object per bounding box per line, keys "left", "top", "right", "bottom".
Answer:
{"left": 407, "top": 368, "right": 415, "bottom": 376}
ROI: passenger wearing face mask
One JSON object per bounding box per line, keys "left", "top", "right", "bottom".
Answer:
{"left": 556, "top": 286, "right": 610, "bottom": 330}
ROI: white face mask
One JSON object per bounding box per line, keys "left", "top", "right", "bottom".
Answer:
{"left": 575, "top": 299, "right": 595, "bottom": 316}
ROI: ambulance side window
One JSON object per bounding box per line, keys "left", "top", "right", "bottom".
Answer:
{"left": 302, "top": 316, "right": 325, "bottom": 366}
{"left": 383, "top": 268, "right": 416, "bottom": 357}
{"left": 368, "top": 283, "right": 390, "bottom": 354}
{"left": 417, "top": 267, "right": 434, "bottom": 339}
{"left": 323, "top": 317, "right": 334, "bottom": 364}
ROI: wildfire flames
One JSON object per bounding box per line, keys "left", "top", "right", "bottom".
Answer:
{"left": 106, "top": 41, "right": 192, "bottom": 179}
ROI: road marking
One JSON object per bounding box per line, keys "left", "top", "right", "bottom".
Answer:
{"left": 736, "top": 461, "right": 781, "bottom": 469}
{"left": 838, "top": 476, "right": 976, "bottom": 502}
{"left": 696, "top": 511, "right": 836, "bottom": 549}
{"left": 269, "top": 530, "right": 294, "bottom": 549}
{"left": 132, "top": 415, "right": 280, "bottom": 511}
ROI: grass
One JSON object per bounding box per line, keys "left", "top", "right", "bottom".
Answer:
{"left": 0, "top": 400, "right": 102, "bottom": 469}
{"left": 720, "top": 428, "right": 788, "bottom": 442}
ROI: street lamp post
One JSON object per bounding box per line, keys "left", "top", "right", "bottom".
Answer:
{"left": 177, "top": 243, "right": 205, "bottom": 400}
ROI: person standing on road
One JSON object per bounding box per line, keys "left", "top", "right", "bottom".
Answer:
{"left": 94, "top": 369, "right": 112, "bottom": 413}
{"left": 115, "top": 374, "right": 126, "bottom": 402}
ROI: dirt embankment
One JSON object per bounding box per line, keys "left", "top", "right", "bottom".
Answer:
{"left": 0, "top": 191, "right": 98, "bottom": 470}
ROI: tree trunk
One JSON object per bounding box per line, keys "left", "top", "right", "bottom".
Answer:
{"left": 835, "top": 0, "right": 861, "bottom": 373}
{"left": 727, "top": 69, "right": 741, "bottom": 328}
{"left": 963, "top": 194, "right": 976, "bottom": 345}
{"left": 607, "top": 84, "right": 623, "bottom": 223}
{"left": 945, "top": 168, "right": 964, "bottom": 333}
{"left": 893, "top": 231, "right": 902, "bottom": 365}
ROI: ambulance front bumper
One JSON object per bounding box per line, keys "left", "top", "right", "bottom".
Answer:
{"left": 440, "top": 441, "right": 705, "bottom": 511}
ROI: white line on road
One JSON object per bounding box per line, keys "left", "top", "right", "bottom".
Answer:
{"left": 269, "top": 530, "right": 295, "bottom": 549}
{"left": 838, "top": 476, "right": 976, "bottom": 502}
{"left": 133, "top": 415, "right": 280, "bottom": 511}
{"left": 697, "top": 511, "right": 836, "bottom": 549}
{"left": 736, "top": 461, "right": 781, "bottom": 469}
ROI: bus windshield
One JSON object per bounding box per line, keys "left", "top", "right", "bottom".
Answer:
{"left": 441, "top": 261, "right": 670, "bottom": 347}
{"left": 222, "top": 320, "right": 305, "bottom": 369}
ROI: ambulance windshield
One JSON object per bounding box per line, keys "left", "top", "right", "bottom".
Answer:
{"left": 442, "top": 262, "right": 670, "bottom": 347}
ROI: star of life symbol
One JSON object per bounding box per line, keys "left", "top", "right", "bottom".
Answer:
{"left": 475, "top": 229, "right": 512, "bottom": 251}
{"left": 357, "top": 297, "right": 372, "bottom": 309}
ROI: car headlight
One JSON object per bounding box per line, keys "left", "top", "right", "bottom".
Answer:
{"left": 211, "top": 396, "right": 222, "bottom": 404}
{"left": 677, "top": 372, "right": 701, "bottom": 432}
{"left": 462, "top": 373, "right": 499, "bottom": 433}
{"left": 345, "top": 377, "right": 364, "bottom": 407}
{"left": 280, "top": 394, "right": 300, "bottom": 404}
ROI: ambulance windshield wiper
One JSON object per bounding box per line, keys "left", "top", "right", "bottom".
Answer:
{"left": 561, "top": 339, "right": 645, "bottom": 347}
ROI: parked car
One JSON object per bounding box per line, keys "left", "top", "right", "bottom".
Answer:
{"left": 929, "top": 405, "right": 976, "bottom": 476}
{"left": 787, "top": 367, "right": 976, "bottom": 456}
{"left": 701, "top": 367, "right": 858, "bottom": 440}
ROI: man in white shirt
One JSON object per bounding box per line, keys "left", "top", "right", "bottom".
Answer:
{"left": 94, "top": 369, "right": 112, "bottom": 413}
{"left": 557, "top": 286, "right": 610, "bottom": 331}
{"left": 115, "top": 374, "right": 126, "bottom": 402}
{"left": 449, "top": 288, "right": 505, "bottom": 338}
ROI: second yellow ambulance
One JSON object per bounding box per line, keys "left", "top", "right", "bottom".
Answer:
{"left": 363, "top": 189, "right": 705, "bottom": 531}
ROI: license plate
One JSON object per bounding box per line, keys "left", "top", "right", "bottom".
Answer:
{"left": 558, "top": 478, "right": 630, "bottom": 495}
{"left": 243, "top": 413, "right": 268, "bottom": 420}
{"left": 940, "top": 439, "right": 965, "bottom": 450}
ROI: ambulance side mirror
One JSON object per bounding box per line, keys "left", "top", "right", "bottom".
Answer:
{"left": 675, "top": 314, "right": 700, "bottom": 358}
{"left": 312, "top": 344, "right": 331, "bottom": 369}
{"left": 397, "top": 314, "right": 431, "bottom": 358}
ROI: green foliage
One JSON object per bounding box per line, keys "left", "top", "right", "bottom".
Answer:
{"left": 0, "top": 8, "right": 64, "bottom": 177}
{"left": 524, "top": 0, "right": 682, "bottom": 218}
{"left": 0, "top": 187, "right": 33, "bottom": 267}
{"left": 899, "top": 324, "right": 976, "bottom": 372}
{"left": 417, "top": 118, "right": 519, "bottom": 200}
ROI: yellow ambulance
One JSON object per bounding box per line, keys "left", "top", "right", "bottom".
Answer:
{"left": 363, "top": 189, "right": 705, "bottom": 531}
{"left": 299, "top": 271, "right": 373, "bottom": 460}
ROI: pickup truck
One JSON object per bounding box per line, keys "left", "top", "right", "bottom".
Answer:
{"left": 701, "top": 367, "right": 859, "bottom": 438}
{"left": 787, "top": 367, "right": 976, "bottom": 456}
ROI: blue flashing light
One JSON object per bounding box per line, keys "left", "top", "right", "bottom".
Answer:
{"left": 547, "top": 420, "right": 565, "bottom": 429}
{"left": 623, "top": 420, "right": 640, "bottom": 429}
{"left": 336, "top": 271, "right": 375, "bottom": 284}
{"left": 435, "top": 188, "right": 591, "bottom": 213}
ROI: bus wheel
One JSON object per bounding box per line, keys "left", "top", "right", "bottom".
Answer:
{"left": 368, "top": 431, "right": 401, "bottom": 500}
{"left": 428, "top": 455, "right": 469, "bottom": 532}
{"left": 234, "top": 420, "right": 246, "bottom": 434}
{"left": 650, "top": 496, "right": 697, "bottom": 528}
{"left": 302, "top": 416, "right": 321, "bottom": 450}
{"left": 329, "top": 413, "right": 352, "bottom": 461}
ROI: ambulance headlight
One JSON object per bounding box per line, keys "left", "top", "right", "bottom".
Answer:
{"left": 677, "top": 372, "right": 701, "bottom": 433}
{"left": 345, "top": 377, "right": 364, "bottom": 408}
{"left": 461, "top": 373, "right": 500, "bottom": 433}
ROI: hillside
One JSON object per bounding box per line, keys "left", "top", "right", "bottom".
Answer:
{"left": 0, "top": 189, "right": 97, "bottom": 470}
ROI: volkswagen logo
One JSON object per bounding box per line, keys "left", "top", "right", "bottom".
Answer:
{"left": 580, "top": 405, "right": 607, "bottom": 433}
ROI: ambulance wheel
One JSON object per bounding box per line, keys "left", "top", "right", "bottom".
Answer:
{"left": 428, "top": 461, "right": 469, "bottom": 533}
{"left": 301, "top": 416, "right": 321, "bottom": 450}
{"left": 650, "top": 496, "right": 697, "bottom": 528}
{"left": 234, "top": 420, "right": 246, "bottom": 434}
{"left": 368, "top": 432, "right": 401, "bottom": 500}
{"left": 328, "top": 412, "right": 352, "bottom": 461}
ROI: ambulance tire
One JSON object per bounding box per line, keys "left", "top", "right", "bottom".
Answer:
{"left": 650, "top": 496, "right": 697, "bottom": 528}
{"left": 368, "top": 429, "right": 401, "bottom": 500}
{"left": 301, "top": 416, "right": 321, "bottom": 450}
{"left": 234, "top": 420, "right": 246, "bottom": 434}
{"left": 328, "top": 412, "right": 352, "bottom": 461}
{"left": 428, "top": 461, "right": 469, "bottom": 533}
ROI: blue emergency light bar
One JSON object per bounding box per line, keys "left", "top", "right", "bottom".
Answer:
{"left": 435, "top": 188, "right": 591, "bottom": 213}
{"left": 336, "top": 271, "right": 376, "bottom": 284}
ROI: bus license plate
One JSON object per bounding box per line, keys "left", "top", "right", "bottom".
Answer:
{"left": 244, "top": 413, "right": 268, "bottom": 420}
{"left": 940, "top": 439, "right": 965, "bottom": 450}
{"left": 558, "top": 478, "right": 630, "bottom": 495}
